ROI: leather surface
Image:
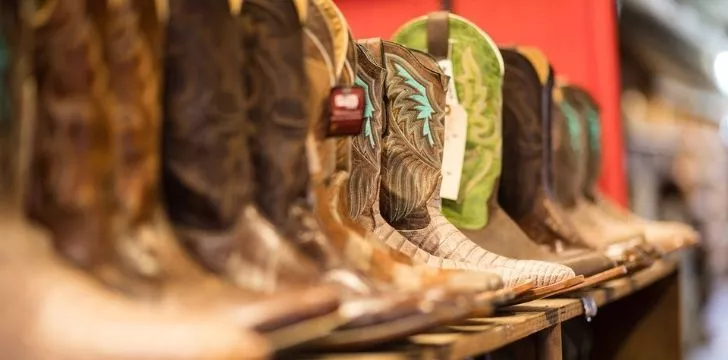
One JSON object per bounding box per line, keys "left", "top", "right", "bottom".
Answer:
{"left": 497, "top": 48, "right": 616, "bottom": 273}
{"left": 0, "top": 2, "right": 270, "bottom": 358}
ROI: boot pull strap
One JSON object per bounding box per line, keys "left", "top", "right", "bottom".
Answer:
{"left": 426, "top": 11, "right": 448, "bottom": 61}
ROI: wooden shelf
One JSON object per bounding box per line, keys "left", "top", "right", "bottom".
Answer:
{"left": 304, "top": 257, "right": 680, "bottom": 360}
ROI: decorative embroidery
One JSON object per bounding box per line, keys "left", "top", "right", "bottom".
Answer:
{"left": 354, "top": 74, "right": 375, "bottom": 147}
{"left": 392, "top": 63, "right": 435, "bottom": 146}
{"left": 560, "top": 100, "right": 582, "bottom": 152}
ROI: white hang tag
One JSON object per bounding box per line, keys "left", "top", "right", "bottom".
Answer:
{"left": 437, "top": 59, "right": 468, "bottom": 201}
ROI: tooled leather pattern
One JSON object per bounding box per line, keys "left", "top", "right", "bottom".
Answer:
{"left": 379, "top": 51, "right": 444, "bottom": 229}
{"left": 30, "top": 0, "right": 114, "bottom": 267}
{"left": 162, "top": 0, "right": 248, "bottom": 231}
{"left": 347, "top": 44, "right": 383, "bottom": 223}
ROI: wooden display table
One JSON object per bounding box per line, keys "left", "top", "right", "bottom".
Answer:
{"left": 301, "top": 257, "right": 682, "bottom": 360}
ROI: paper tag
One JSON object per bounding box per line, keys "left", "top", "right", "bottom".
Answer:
{"left": 437, "top": 59, "right": 468, "bottom": 201}
{"left": 440, "top": 103, "right": 468, "bottom": 200}
{"left": 437, "top": 59, "right": 459, "bottom": 104}
{"left": 326, "top": 86, "right": 365, "bottom": 137}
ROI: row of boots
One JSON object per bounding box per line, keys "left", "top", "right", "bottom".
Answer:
{"left": 0, "top": 1, "right": 698, "bottom": 358}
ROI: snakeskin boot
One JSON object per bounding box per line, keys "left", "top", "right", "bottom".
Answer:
{"left": 0, "top": 1, "right": 269, "bottom": 358}
{"left": 347, "top": 38, "right": 510, "bottom": 295}
{"left": 393, "top": 12, "right": 619, "bottom": 282}
{"left": 360, "top": 39, "right": 574, "bottom": 288}
{"left": 566, "top": 85, "right": 697, "bottom": 252}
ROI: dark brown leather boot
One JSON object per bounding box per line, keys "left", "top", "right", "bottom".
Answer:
{"left": 496, "top": 47, "right": 645, "bottom": 268}
{"left": 566, "top": 85, "right": 697, "bottom": 252}
{"left": 392, "top": 13, "right": 621, "bottom": 286}
{"left": 0, "top": 1, "right": 269, "bottom": 358}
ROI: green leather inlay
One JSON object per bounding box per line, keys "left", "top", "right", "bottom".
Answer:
{"left": 393, "top": 15, "right": 503, "bottom": 230}
{"left": 355, "top": 74, "right": 375, "bottom": 147}
{"left": 392, "top": 63, "right": 435, "bottom": 146}
{"left": 559, "top": 100, "right": 582, "bottom": 152}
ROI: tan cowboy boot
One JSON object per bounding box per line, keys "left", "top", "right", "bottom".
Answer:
{"left": 566, "top": 85, "right": 698, "bottom": 253}
{"left": 392, "top": 13, "right": 623, "bottom": 291}
{"left": 0, "top": 1, "right": 268, "bottom": 358}
{"left": 357, "top": 38, "right": 578, "bottom": 289}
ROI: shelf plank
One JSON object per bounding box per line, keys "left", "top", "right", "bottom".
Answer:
{"left": 306, "top": 258, "right": 679, "bottom": 360}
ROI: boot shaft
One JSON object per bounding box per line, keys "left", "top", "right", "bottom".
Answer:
{"left": 347, "top": 40, "right": 385, "bottom": 224}
{"left": 29, "top": 0, "right": 115, "bottom": 266}
{"left": 241, "top": 0, "right": 308, "bottom": 228}
{"left": 497, "top": 48, "right": 545, "bottom": 220}
{"left": 103, "top": 0, "right": 162, "bottom": 227}
{"left": 378, "top": 40, "right": 446, "bottom": 229}
{"left": 552, "top": 86, "right": 582, "bottom": 208}
{"left": 568, "top": 86, "right": 602, "bottom": 199}
{"left": 162, "top": 0, "right": 248, "bottom": 231}
{"left": 393, "top": 13, "right": 505, "bottom": 231}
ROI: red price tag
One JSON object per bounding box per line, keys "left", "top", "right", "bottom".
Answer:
{"left": 326, "top": 86, "right": 365, "bottom": 137}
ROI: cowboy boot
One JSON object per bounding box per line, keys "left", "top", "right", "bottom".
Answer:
{"left": 346, "top": 38, "right": 511, "bottom": 294}
{"left": 392, "top": 13, "right": 621, "bottom": 287}
{"left": 327, "top": 33, "right": 506, "bottom": 295}
{"left": 31, "top": 0, "right": 339, "bottom": 350}
{"left": 358, "top": 38, "right": 577, "bottom": 289}
{"left": 497, "top": 47, "right": 647, "bottom": 268}
{"left": 554, "top": 84, "right": 654, "bottom": 257}
{"left": 567, "top": 85, "right": 698, "bottom": 252}
{"left": 0, "top": 2, "right": 269, "bottom": 358}
{"left": 240, "top": 0, "right": 461, "bottom": 348}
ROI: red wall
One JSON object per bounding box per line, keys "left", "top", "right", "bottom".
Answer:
{"left": 335, "top": 0, "right": 628, "bottom": 206}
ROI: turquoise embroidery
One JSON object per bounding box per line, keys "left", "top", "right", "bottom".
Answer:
{"left": 354, "top": 74, "right": 375, "bottom": 147}
{"left": 560, "top": 101, "right": 582, "bottom": 152}
{"left": 393, "top": 63, "right": 435, "bottom": 146}
{"left": 585, "top": 107, "right": 601, "bottom": 153}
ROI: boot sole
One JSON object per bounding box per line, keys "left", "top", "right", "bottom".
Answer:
{"left": 506, "top": 275, "right": 585, "bottom": 304}
{"left": 308, "top": 307, "right": 468, "bottom": 349}
{"left": 263, "top": 310, "right": 345, "bottom": 351}
{"left": 548, "top": 265, "right": 628, "bottom": 297}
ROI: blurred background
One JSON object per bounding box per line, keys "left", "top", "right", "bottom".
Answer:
{"left": 335, "top": 0, "right": 728, "bottom": 358}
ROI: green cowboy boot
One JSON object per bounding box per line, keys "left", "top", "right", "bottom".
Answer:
{"left": 566, "top": 85, "right": 697, "bottom": 252}
{"left": 393, "top": 13, "right": 621, "bottom": 287}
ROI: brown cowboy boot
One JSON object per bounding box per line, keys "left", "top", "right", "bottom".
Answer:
{"left": 0, "top": 1, "right": 269, "bottom": 358}
{"left": 345, "top": 38, "right": 510, "bottom": 294}
{"left": 38, "top": 1, "right": 337, "bottom": 350}
{"left": 360, "top": 39, "right": 578, "bottom": 289}
{"left": 566, "top": 85, "right": 698, "bottom": 252}
{"left": 240, "top": 0, "right": 463, "bottom": 348}
{"left": 354, "top": 38, "right": 541, "bottom": 300}
{"left": 392, "top": 13, "right": 621, "bottom": 287}
{"left": 497, "top": 47, "right": 647, "bottom": 268}
{"left": 554, "top": 83, "right": 653, "bottom": 257}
